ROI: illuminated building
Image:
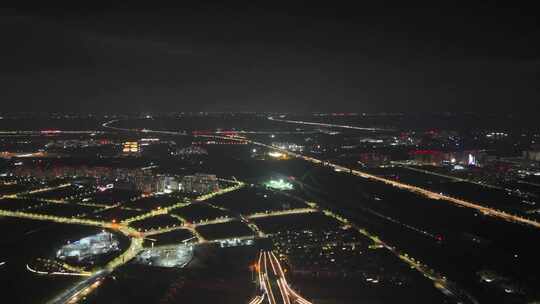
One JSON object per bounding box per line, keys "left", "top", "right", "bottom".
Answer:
{"left": 122, "top": 141, "right": 140, "bottom": 155}
{"left": 485, "top": 132, "right": 509, "bottom": 139}
{"left": 9, "top": 161, "right": 169, "bottom": 194}
{"left": 410, "top": 150, "right": 485, "bottom": 166}
{"left": 271, "top": 142, "right": 304, "bottom": 152}
{"left": 174, "top": 145, "right": 208, "bottom": 156}
{"left": 523, "top": 145, "right": 540, "bottom": 161}
{"left": 157, "top": 175, "right": 181, "bottom": 193}
{"left": 0, "top": 152, "right": 47, "bottom": 159}
{"left": 264, "top": 179, "right": 293, "bottom": 190}
{"left": 357, "top": 152, "right": 391, "bottom": 167}
{"left": 267, "top": 151, "right": 289, "bottom": 160}
{"left": 56, "top": 231, "right": 119, "bottom": 262}
{"left": 134, "top": 171, "right": 159, "bottom": 193}
{"left": 181, "top": 173, "right": 219, "bottom": 194}
{"left": 468, "top": 153, "right": 477, "bottom": 166}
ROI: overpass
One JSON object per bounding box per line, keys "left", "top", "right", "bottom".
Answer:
{"left": 254, "top": 250, "right": 312, "bottom": 304}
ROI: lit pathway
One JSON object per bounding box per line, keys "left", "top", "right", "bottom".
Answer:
{"left": 246, "top": 208, "right": 317, "bottom": 219}
{"left": 1, "top": 183, "right": 72, "bottom": 199}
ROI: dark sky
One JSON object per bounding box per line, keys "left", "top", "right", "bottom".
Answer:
{"left": 1, "top": 3, "right": 538, "bottom": 113}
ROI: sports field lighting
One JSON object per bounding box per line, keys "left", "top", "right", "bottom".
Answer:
{"left": 264, "top": 179, "right": 293, "bottom": 190}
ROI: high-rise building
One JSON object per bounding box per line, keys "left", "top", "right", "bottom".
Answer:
{"left": 181, "top": 173, "right": 219, "bottom": 194}
{"left": 157, "top": 175, "right": 181, "bottom": 193}
{"left": 523, "top": 145, "right": 540, "bottom": 161}
{"left": 122, "top": 141, "right": 140, "bottom": 156}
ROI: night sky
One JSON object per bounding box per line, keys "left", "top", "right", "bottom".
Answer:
{"left": 1, "top": 3, "right": 538, "bottom": 113}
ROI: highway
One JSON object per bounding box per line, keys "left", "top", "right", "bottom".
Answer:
{"left": 340, "top": 164, "right": 540, "bottom": 228}
{"left": 267, "top": 116, "right": 393, "bottom": 131}
{"left": 246, "top": 208, "right": 317, "bottom": 219}
{"left": 248, "top": 295, "right": 265, "bottom": 304}
{"left": 256, "top": 251, "right": 312, "bottom": 304}
{"left": 0, "top": 130, "right": 105, "bottom": 135}
{"left": 47, "top": 270, "right": 109, "bottom": 304}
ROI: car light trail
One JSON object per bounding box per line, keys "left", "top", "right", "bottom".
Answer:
{"left": 253, "top": 251, "right": 312, "bottom": 304}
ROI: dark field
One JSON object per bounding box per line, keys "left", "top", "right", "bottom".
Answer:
{"left": 207, "top": 186, "right": 309, "bottom": 215}
{"left": 0, "top": 198, "right": 48, "bottom": 211}
{"left": 130, "top": 214, "right": 182, "bottom": 232}
{"left": 196, "top": 221, "right": 254, "bottom": 240}
{"left": 80, "top": 244, "right": 259, "bottom": 304}
{"left": 253, "top": 212, "right": 341, "bottom": 234}
{"left": 169, "top": 203, "right": 233, "bottom": 223}
{"left": 129, "top": 194, "right": 182, "bottom": 211}
{"left": 0, "top": 218, "right": 127, "bottom": 304}
{"left": 30, "top": 203, "right": 103, "bottom": 218}
{"left": 144, "top": 229, "right": 195, "bottom": 246}
{"left": 88, "top": 189, "right": 141, "bottom": 206}
{"left": 84, "top": 207, "right": 147, "bottom": 222}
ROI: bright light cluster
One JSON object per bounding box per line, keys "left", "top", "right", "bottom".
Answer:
{"left": 264, "top": 179, "right": 293, "bottom": 190}
{"left": 267, "top": 151, "right": 289, "bottom": 159}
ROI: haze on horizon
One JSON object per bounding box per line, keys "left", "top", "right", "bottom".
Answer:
{"left": 1, "top": 3, "right": 538, "bottom": 114}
